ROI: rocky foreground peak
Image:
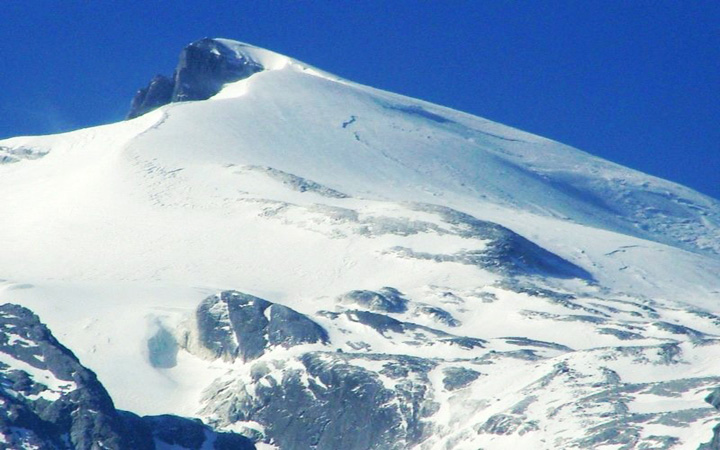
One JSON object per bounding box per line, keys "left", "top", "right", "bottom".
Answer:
{"left": 127, "top": 38, "right": 264, "bottom": 119}
{"left": 0, "top": 303, "right": 255, "bottom": 449}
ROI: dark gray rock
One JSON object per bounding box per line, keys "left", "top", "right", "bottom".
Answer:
{"left": 643, "top": 378, "right": 720, "bottom": 398}
{"left": 575, "top": 406, "right": 695, "bottom": 449}
{"left": 404, "top": 204, "right": 593, "bottom": 280}
{"left": 415, "top": 305, "right": 461, "bottom": 327}
{"left": 444, "top": 336, "right": 487, "bottom": 350}
{"left": 484, "top": 349, "right": 541, "bottom": 361}
{"left": 652, "top": 408, "right": 715, "bottom": 427}
{"left": 173, "top": 38, "right": 262, "bottom": 102}
{"left": 598, "top": 327, "right": 645, "bottom": 340}
{"left": 0, "top": 303, "right": 255, "bottom": 449}
{"left": 653, "top": 321, "right": 706, "bottom": 341}
{"left": 191, "top": 291, "right": 328, "bottom": 362}
{"left": 267, "top": 304, "right": 329, "bottom": 349}
{"left": 568, "top": 375, "right": 720, "bottom": 449}
{"left": 225, "top": 292, "right": 272, "bottom": 362}
{"left": 0, "top": 303, "right": 130, "bottom": 449}
{"left": 657, "top": 343, "right": 683, "bottom": 365}
{"left": 336, "top": 309, "right": 485, "bottom": 351}
{"left": 193, "top": 291, "right": 249, "bottom": 360}
{"left": 209, "top": 352, "right": 436, "bottom": 450}
{"left": 699, "top": 425, "right": 720, "bottom": 450}
{"left": 347, "top": 310, "right": 405, "bottom": 335}
{"left": 502, "top": 337, "right": 573, "bottom": 352}
{"left": 476, "top": 413, "right": 538, "bottom": 435}
{"left": 442, "top": 367, "right": 481, "bottom": 391}
{"left": 499, "top": 281, "right": 609, "bottom": 317}
{"left": 356, "top": 216, "right": 442, "bottom": 237}
{"left": 690, "top": 309, "right": 720, "bottom": 327}
{"left": 246, "top": 166, "right": 349, "bottom": 198}
{"left": 576, "top": 421, "right": 643, "bottom": 449}
{"left": 703, "top": 388, "right": 720, "bottom": 449}
{"left": 707, "top": 388, "right": 720, "bottom": 410}
{"left": 127, "top": 75, "right": 174, "bottom": 119}
{"left": 338, "top": 287, "right": 409, "bottom": 313}
{"left": 128, "top": 38, "right": 264, "bottom": 119}
{"left": 132, "top": 414, "right": 255, "bottom": 450}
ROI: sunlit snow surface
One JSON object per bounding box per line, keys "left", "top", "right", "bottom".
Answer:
{"left": 1, "top": 40, "right": 719, "bottom": 449}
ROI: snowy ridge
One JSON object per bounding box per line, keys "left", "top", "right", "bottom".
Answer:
{"left": 0, "top": 38, "right": 718, "bottom": 449}
{"left": 212, "top": 38, "right": 338, "bottom": 80}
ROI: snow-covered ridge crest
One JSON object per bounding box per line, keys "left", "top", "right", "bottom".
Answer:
{"left": 210, "top": 38, "right": 340, "bottom": 100}
{"left": 127, "top": 37, "right": 339, "bottom": 118}
{"left": 212, "top": 38, "right": 334, "bottom": 79}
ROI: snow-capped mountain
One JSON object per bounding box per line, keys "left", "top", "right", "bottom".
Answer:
{"left": 1, "top": 38, "right": 719, "bottom": 449}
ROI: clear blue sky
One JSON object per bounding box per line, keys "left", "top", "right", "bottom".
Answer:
{"left": 1, "top": 1, "right": 718, "bottom": 199}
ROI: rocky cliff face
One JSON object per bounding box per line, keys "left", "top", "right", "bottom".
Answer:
{"left": 127, "top": 38, "right": 263, "bottom": 119}
{"left": 0, "top": 303, "right": 255, "bottom": 449}
{"left": 127, "top": 75, "right": 174, "bottom": 121}
{"left": 182, "top": 290, "right": 329, "bottom": 363}
{"left": 181, "top": 285, "right": 720, "bottom": 450}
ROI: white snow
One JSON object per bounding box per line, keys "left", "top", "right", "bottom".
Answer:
{"left": 0, "top": 351, "right": 77, "bottom": 401}
{"left": 0, "top": 38, "right": 718, "bottom": 448}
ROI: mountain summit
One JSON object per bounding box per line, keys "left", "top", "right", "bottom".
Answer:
{"left": 128, "top": 38, "right": 264, "bottom": 118}
{"left": 1, "top": 38, "right": 719, "bottom": 449}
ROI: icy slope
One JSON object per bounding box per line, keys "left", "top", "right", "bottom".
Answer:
{"left": 0, "top": 38, "right": 719, "bottom": 449}
{"left": 133, "top": 55, "right": 720, "bottom": 256}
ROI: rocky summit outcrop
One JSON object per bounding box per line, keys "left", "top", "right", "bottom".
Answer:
{"left": 0, "top": 303, "right": 255, "bottom": 450}
{"left": 127, "top": 38, "right": 264, "bottom": 119}
{"left": 127, "top": 75, "right": 174, "bottom": 121}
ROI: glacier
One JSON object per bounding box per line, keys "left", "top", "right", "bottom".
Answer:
{"left": 0, "top": 38, "right": 719, "bottom": 449}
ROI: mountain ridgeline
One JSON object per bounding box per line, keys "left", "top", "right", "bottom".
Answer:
{"left": 1, "top": 37, "right": 719, "bottom": 449}
{"left": 128, "top": 38, "right": 263, "bottom": 119}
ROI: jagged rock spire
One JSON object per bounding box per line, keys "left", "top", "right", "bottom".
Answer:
{"left": 127, "top": 38, "right": 264, "bottom": 119}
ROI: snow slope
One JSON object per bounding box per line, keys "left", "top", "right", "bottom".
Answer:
{"left": 1, "top": 39, "right": 719, "bottom": 449}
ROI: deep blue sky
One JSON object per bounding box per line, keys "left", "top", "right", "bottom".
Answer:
{"left": 2, "top": 2, "right": 718, "bottom": 199}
